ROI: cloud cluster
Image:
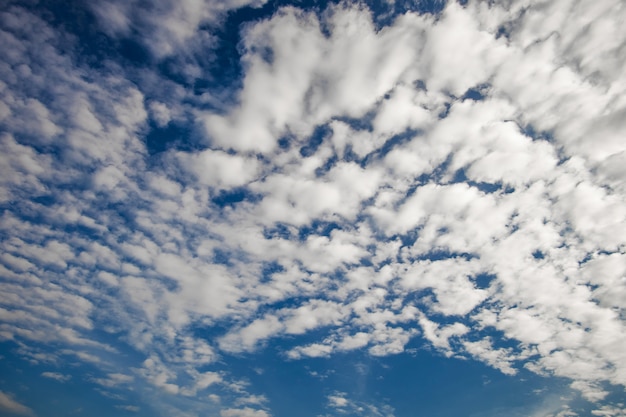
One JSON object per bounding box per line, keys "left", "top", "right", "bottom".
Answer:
{"left": 325, "top": 392, "right": 395, "bottom": 417}
{"left": 1, "top": 0, "right": 626, "bottom": 415}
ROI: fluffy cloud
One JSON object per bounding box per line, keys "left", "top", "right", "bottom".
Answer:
{"left": 202, "top": 4, "right": 428, "bottom": 153}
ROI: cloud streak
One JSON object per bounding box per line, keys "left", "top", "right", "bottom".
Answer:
{"left": 0, "top": 392, "right": 35, "bottom": 417}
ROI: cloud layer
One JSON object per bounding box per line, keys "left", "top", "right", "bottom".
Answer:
{"left": 1, "top": 0, "right": 625, "bottom": 415}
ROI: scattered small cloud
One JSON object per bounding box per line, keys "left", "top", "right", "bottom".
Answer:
{"left": 41, "top": 372, "right": 71, "bottom": 383}
{"left": 115, "top": 405, "right": 140, "bottom": 413}
{"left": 91, "top": 373, "right": 134, "bottom": 389}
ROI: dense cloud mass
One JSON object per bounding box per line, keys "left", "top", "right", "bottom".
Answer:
{"left": 1, "top": 0, "right": 625, "bottom": 416}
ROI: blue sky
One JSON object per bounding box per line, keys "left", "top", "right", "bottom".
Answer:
{"left": 1, "top": 0, "right": 626, "bottom": 416}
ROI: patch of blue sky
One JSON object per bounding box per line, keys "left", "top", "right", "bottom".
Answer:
{"left": 0, "top": 322, "right": 607, "bottom": 417}
{"left": 376, "top": 129, "right": 423, "bottom": 157}
{"left": 449, "top": 169, "right": 515, "bottom": 194}
{"left": 145, "top": 123, "right": 194, "bottom": 154}
{"left": 0, "top": 342, "right": 145, "bottom": 417}
{"left": 211, "top": 187, "right": 263, "bottom": 208}
{"left": 300, "top": 125, "right": 333, "bottom": 158}
{"left": 215, "top": 335, "right": 574, "bottom": 417}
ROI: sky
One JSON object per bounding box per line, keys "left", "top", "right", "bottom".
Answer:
{"left": 0, "top": 0, "right": 625, "bottom": 416}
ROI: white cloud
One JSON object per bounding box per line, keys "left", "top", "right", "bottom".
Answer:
{"left": 287, "top": 343, "right": 334, "bottom": 360}
{"left": 591, "top": 404, "right": 626, "bottom": 417}
{"left": 220, "top": 407, "right": 270, "bottom": 417}
{"left": 41, "top": 372, "right": 71, "bottom": 382}
{"left": 201, "top": 5, "right": 427, "bottom": 153}
{"left": 91, "top": 373, "right": 134, "bottom": 388}
{"left": 463, "top": 338, "right": 518, "bottom": 376}
{"left": 0, "top": 134, "right": 51, "bottom": 203}
{"left": 328, "top": 393, "right": 349, "bottom": 408}
{"left": 417, "top": 314, "right": 468, "bottom": 354}
{"left": 0, "top": 391, "right": 35, "bottom": 417}
{"left": 326, "top": 392, "right": 396, "bottom": 417}
{"left": 148, "top": 101, "right": 172, "bottom": 128}
{"left": 235, "top": 394, "right": 267, "bottom": 407}
{"left": 179, "top": 149, "right": 261, "bottom": 189}
{"left": 180, "top": 371, "right": 222, "bottom": 396}
{"left": 137, "top": 355, "right": 180, "bottom": 395}
{"left": 218, "top": 314, "right": 283, "bottom": 352}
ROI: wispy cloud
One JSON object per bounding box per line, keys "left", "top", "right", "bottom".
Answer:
{"left": 41, "top": 372, "right": 71, "bottom": 382}
{"left": 115, "top": 404, "right": 140, "bottom": 413}
{"left": 90, "top": 0, "right": 269, "bottom": 58}
{"left": 0, "top": 392, "right": 35, "bottom": 417}
{"left": 326, "top": 392, "right": 395, "bottom": 417}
